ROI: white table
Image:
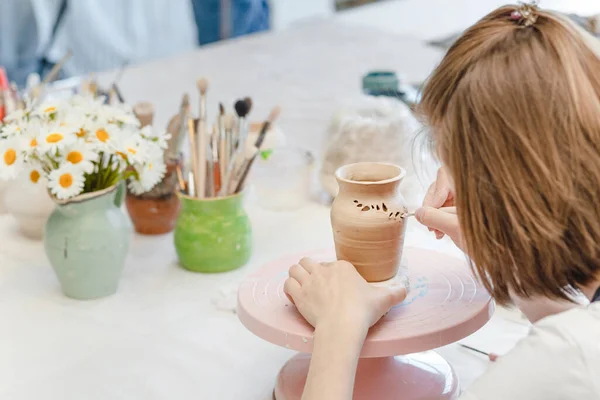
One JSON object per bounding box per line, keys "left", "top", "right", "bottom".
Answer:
{"left": 0, "top": 20, "right": 527, "bottom": 399}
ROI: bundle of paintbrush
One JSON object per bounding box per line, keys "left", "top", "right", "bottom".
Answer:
{"left": 176, "top": 77, "right": 281, "bottom": 199}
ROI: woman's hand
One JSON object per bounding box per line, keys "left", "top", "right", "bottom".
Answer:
{"left": 423, "top": 166, "right": 455, "bottom": 239}
{"left": 284, "top": 258, "right": 407, "bottom": 333}
{"left": 415, "top": 206, "right": 464, "bottom": 251}
{"left": 418, "top": 167, "right": 465, "bottom": 252}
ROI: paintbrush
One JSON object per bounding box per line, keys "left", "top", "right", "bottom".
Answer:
{"left": 133, "top": 102, "right": 154, "bottom": 128}
{"left": 176, "top": 165, "right": 186, "bottom": 192}
{"left": 29, "top": 49, "right": 72, "bottom": 101}
{"left": 196, "top": 78, "right": 209, "bottom": 197}
{"left": 233, "top": 106, "right": 281, "bottom": 193}
{"left": 41, "top": 49, "right": 73, "bottom": 86}
{"left": 187, "top": 171, "right": 196, "bottom": 197}
{"left": 459, "top": 344, "right": 499, "bottom": 362}
{"left": 166, "top": 94, "right": 190, "bottom": 161}
{"left": 222, "top": 114, "right": 234, "bottom": 178}
{"left": 234, "top": 98, "right": 251, "bottom": 150}
{"left": 405, "top": 206, "right": 457, "bottom": 218}
{"left": 226, "top": 144, "right": 259, "bottom": 195}
{"left": 187, "top": 118, "right": 200, "bottom": 197}
{"left": 111, "top": 83, "right": 125, "bottom": 103}
{"left": 254, "top": 106, "right": 281, "bottom": 149}
{"left": 211, "top": 124, "right": 222, "bottom": 196}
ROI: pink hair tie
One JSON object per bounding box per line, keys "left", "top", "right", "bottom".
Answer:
{"left": 511, "top": 1, "right": 539, "bottom": 27}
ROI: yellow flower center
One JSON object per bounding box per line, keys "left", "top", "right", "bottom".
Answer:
{"left": 30, "top": 138, "right": 37, "bottom": 147}
{"left": 30, "top": 170, "right": 40, "bottom": 183}
{"left": 77, "top": 128, "right": 86, "bottom": 138}
{"left": 96, "top": 129, "right": 109, "bottom": 143}
{"left": 59, "top": 173, "right": 73, "bottom": 188}
{"left": 67, "top": 151, "right": 83, "bottom": 164}
{"left": 3, "top": 149, "right": 16, "bottom": 166}
{"left": 148, "top": 163, "right": 153, "bottom": 171}
{"left": 116, "top": 151, "right": 127, "bottom": 159}
{"left": 127, "top": 147, "right": 137, "bottom": 155}
{"left": 59, "top": 122, "right": 66, "bottom": 127}
{"left": 44, "top": 106, "right": 56, "bottom": 113}
{"left": 46, "top": 133, "right": 64, "bottom": 143}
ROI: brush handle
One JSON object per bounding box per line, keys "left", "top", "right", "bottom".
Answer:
{"left": 219, "top": 134, "right": 228, "bottom": 186}
{"left": 254, "top": 121, "right": 271, "bottom": 149}
{"left": 213, "top": 161, "right": 221, "bottom": 195}
{"left": 220, "top": 149, "right": 244, "bottom": 196}
{"left": 187, "top": 171, "right": 196, "bottom": 197}
{"left": 187, "top": 119, "right": 200, "bottom": 197}
{"left": 233, "top": 153, "right": 258, "bottom": 194}
{"left": 225, "top": 147, "right": 257, "bottom": 195}
{"left": 196, "top": 120, "right": 208, "bottom": 198}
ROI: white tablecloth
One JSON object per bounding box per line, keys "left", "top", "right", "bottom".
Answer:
{"left": 0, "top": 20, "right": 529, "bottom": 399}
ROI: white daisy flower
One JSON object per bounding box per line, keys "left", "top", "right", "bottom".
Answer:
{"left": 140, "top": 125, "right": 171, "bottom": 150}
{"left": 38, "top": 125, "right": 77, "bottom": 153}
{"left": 63, "top": 142, "right": 98, "bottom": 174}
{"left": 4, "top": 109, "right": 27, "bottom": 124}
{"left": 0, "top": 139, "right": 24, "bottom": 180}
{"left": 48, "top": 163, "right": 85, "bottom": 200}
{"left": 111, "top": 133, "right": 148, "bottom": 165}
{"left": 36, "top": 100, "right": 63, "bottom": 119}
{"left": 1, "top": 123, "right": 23, "bottom": 138}
{"left": 21, "top": 166, "right": 46, "bottom": 185}
{"left": 128, "top": 160, "right": 166, "bottom": 195}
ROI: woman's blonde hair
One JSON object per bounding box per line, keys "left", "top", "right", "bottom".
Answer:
{"left": 419, "top": 5, "right": 600, "bottom": 304}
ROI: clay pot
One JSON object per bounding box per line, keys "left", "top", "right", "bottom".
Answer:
{"left": 126, "top": 159, "right": 181, "bottom": 235}
{"left": 331, "top": 162, "right": 407, "bottom": 282}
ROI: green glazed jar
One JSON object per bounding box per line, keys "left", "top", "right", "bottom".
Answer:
{"left": 44, "top": 183, "right": 132, "bottom": 300}
{"left": 174, "top": 192, "right": 252, "bottom": 272}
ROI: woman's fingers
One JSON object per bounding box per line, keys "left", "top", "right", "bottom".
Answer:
{"left": 299, "top": 257, "right": 320, "bottom": 273}
{"left": 289, "top": 263, "right": 310, "bottom": 285}
{"left": 284, "top": 277, "right": 302, "bottom": 304}
{"left": 415, "top": 206, "right": 460, "bottom": 238}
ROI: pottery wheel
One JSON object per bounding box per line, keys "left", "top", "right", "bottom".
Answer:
{"left": 238, "top": 247, "right": 494, "bottom": 358}
{"left": 238, "top": 247, "right": 493, "bottom": 399}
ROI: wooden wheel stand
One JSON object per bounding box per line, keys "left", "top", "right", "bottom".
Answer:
{"left": 238, "top": 248, "right": 494, "bottom": 399}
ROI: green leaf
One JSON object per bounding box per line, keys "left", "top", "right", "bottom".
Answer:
{"left": 260, "top": 149, "right": 273, "bottom": 161}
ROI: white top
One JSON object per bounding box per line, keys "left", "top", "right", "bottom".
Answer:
{"left": 462, "top": 302, "right": 600, "bottom": 399}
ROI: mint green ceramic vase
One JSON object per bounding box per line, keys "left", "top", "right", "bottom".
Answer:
{"left": 174, "top": 193, "right": 252, "bottom": 273}
{"left": 44, "top": 183, "right": 132, "bottom": 300}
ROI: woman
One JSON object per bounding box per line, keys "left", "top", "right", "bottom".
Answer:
{"left": 284, "top": 4, "right": 600, "bottom": 399}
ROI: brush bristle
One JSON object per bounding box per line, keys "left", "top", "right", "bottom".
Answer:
{"left": 234, "top": 99, "right": 250, "bottom": 118}
{"left": 268, "top": 106, "right": 281, "bottom": 123}
{"left": 219, "top": 102, "right": 225, "bottom": 116}
{"left": 243, "top": 97, "right": 253, "bottom": 113}
{"left": 181, "top": 93, "right": 190, "bottom": 108}
{"left": 223, "top": 114, "right": 234, "bottom": 131}
{"left": 196, "top": 78, "right": 208, "bottom": 94}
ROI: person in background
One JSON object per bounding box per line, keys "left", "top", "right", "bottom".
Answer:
{"left": 283, "top": 4, "right": 600, "bottom": 400}
{"left": 0, "top": 0, "right": 270, "bottom": 86}
{"left": 191, "top": 0, "right": 270, "bottom": 45}
{"left": 0, "top": 0, "right": 40, "bottom": 87}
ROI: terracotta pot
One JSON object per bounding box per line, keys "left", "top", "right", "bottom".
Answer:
{"left": 331, "top": 162, "right": 408, "bottom": 282}
{"left": 126, "top": 159, "right": 181, "bottom": 235}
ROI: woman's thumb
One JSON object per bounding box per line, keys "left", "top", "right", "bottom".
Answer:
{"left": 377, "top": 284, "right": 408, "bottom": 310}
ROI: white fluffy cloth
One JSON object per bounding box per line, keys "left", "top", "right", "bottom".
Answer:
{"left": 319, "top": 95, "right": 438, "bottom": 209}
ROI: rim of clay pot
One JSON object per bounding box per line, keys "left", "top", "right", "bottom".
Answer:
{"left": 335, "top": 162, "right": 406, "bottom": 185}
{"left": 176, "top": 190, "right": 244, "bottom": 202}
{"left": 50, "top": 183, "right": 119, "bottom": 205}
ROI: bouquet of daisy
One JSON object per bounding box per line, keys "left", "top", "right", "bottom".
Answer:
{"left": 0, "top": 95, "right": 169, "bottom": 201}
